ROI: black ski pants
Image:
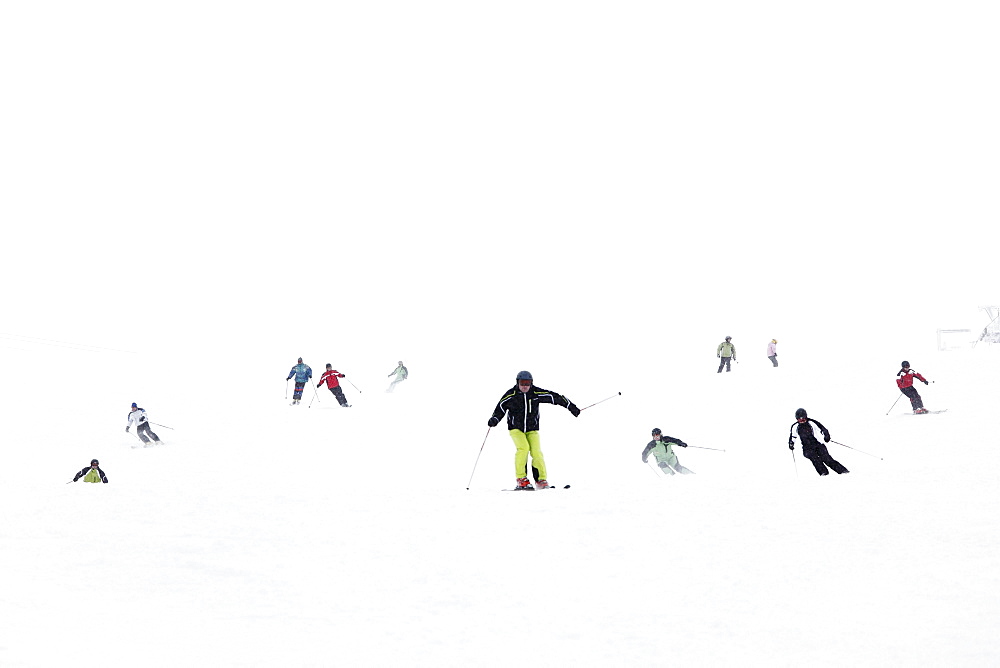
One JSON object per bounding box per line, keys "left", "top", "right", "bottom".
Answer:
{"left": 802, "top": 442, "right": 848, "bottom": 476}
{"left": 717, "top": 356, "right": 732, "bottom": 373}
{"left": 900, "top": 386, "right": 924, "bottom": 410}
{"left": 326, "top": 385, "right": 349, "bottom": 407}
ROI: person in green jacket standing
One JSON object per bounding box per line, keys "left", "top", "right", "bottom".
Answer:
{"left": 642, "top": 428, "right": 694, "bottom": 475}
{"left": 717, "top": 336, "right": 736, "bottom": 373}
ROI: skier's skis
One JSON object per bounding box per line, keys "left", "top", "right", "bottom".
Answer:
{"left": 502, "top": 484, "right": 570, "bottom": 491}
{"left": 904, "top": 409, "right": 948, "bottom": 415}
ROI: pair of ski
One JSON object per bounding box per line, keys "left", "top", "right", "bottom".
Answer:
{"left": 905, "top": 409, "right": 949, "bottom": 415}
{"left": 502, "top": 484, "right": 571, "bottom": 492}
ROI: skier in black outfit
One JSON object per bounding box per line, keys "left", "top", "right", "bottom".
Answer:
{"left": 788, "top": 408, "right": 849, "bottom": 476}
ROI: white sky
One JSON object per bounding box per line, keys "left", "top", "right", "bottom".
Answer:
{"left": 2, "top": 2, "right": 998, "bottom": 367}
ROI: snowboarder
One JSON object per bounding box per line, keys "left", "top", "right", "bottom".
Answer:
{"left": 642, "top": 428, "right": 694, "bottom": 475}
{"left": 386, "top": 361, "right": 408, "bottom": 393}
{"left": 896, "top": 361, "right": 930, "bottom": 414}
{"left": 126, "top": 402, "right": 161, "bottom": 446}
{"left": 767, "top": 339, "right": 778, "bottom": 367}
{"left": 286, "top": 357, "right": 312, "bottom": 405}
{"left": 487, "top": 370, "right": 580, "bottom": 490}
{"left": 72, "top": 459, "right": 109, "bottom": 483}
{"left": 788, "top": 408, "right": 849, "bottom": 476}
{"left": 317, "top": 364, "right": 351, "bottom": 407}
{"left": 717, "top": 336, "right": 736, "bottom": 372}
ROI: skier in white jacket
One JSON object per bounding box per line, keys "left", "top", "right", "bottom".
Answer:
{"left": 126, "top": 402, "right": 161, "bottom": 446}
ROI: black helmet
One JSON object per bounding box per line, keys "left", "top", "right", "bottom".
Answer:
{"left": 652, "top": 427, "right": 662, "bottom": 436}
{"left": 297, "top": 357, "right": 303, "bottom": 363}
{"left": 91, "top": 459, "right": 99, "bottom": 466}
{"left": 725, "top": 336, "right": 732, "bottom": 341}
{"left": 795, "top": 408, "right": 807, "bottom": 420}
{"left": 516, "top": 370, "right": 533, "bottom": 382}
{"left": 901, "top": 360, "right": 910, "bottom": 368}
{"left": 326, "top": 363, "right": 332, "bottom": 368}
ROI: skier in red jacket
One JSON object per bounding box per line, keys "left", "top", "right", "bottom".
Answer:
{"left": 896, "top": 360, "right": 930, "bottom": 414}
{"left": 317, "top": 364, "right": 351, "bottom": 408}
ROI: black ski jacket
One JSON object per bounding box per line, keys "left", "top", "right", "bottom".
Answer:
{"left": 490, "top": 385, "right": 578, "bottom": 432}
{"left": 788, "top": 418, "right": 831, "bottom": 449}
{"left": 73, "top": 466, "right": 109, "bottom": 483}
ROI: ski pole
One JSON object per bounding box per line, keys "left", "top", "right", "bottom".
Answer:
{"left": 466, "top": 427, "right": 492, "bottom": 490}
{"left": 830, "top": 440, "right": 883, "bottom": 460}
{"left": 645, "top": 459, "right": 662, "bottom": 478}
{"left": 580, "top": 392, "right": 621, "bottom": 411}
{"left": 686, "top": 445, "right": 726, "bottom": 452}
{"left": 309, "top": 382, "right": 322, "bottom": 408}
{"left": 886, "top": 393, "right": 903, "bottom": 415}
{"left": 150, "top": 422, "right": 173, "bottom": 430}
{"left": 791, "top": 449, "right": 798, "bottom": 477}
{"left": 285, "top": 379, "right": 289, "bottom": 400}
{"left": 346, "top": 378, "right": 362, "bottom": 393}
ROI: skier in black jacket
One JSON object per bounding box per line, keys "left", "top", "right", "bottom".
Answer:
{"left": 487, "top": 370, "right": 580, "bottom": 490}
{"left": 788, "top": 408, "right": 848, "bottom": 476}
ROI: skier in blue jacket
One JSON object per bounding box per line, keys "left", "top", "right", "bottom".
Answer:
{"left": 286, "top": 358, "right": 313, "bottom": 405}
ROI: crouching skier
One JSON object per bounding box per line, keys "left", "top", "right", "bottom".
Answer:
{"left": 73, "top": 459, "right": 109, "bottom": 483}
{"left": 788, "top": 408, "right": 848, "bottom": 476}
{"left": 642, "top": 428, "right": 695, "bottom": 475}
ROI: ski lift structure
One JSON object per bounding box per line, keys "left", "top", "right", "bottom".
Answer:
{"left": 973, "top": 305, "right": 1000, "bottom": 347}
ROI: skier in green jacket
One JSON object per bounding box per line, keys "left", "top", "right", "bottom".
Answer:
{"left": 717, "top": 336, "right": 736, "bottom": 373}
{"left": 386, "top": 361, "right": 408, "bottom": 393}
{"left": 72, "top": 459, "right": 109, "bottom": 483}
{"left": 642, "top": 428, "right": 694, "bottom": 475}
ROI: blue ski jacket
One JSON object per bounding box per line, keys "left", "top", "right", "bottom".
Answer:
{"left": 287, "top": 363, "right": 312, "bottom": 383}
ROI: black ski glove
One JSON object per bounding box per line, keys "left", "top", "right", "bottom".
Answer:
{"left": 568, "top": 404, "right": 580, "bottom": 417}
{"left": 125, "top": 426, "right": 130, "bottom": 433}
{"left": 317, "top": 383, "right": 322, "bottom": 387}
{"left": 678, "top": 442, "right": 688, "bottom": 448}
{"left": 487, "top": 417, "right": 499, "bottom": 428}
{"left": 788, "top": 443, "right": 794, "bottom": 450}
{"left": 923, "top": 380, "right": 929, "bottom": 385}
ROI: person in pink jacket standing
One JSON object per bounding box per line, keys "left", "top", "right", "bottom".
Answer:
{"left": 767, "top": 339, "right": 778, "bottom": 367}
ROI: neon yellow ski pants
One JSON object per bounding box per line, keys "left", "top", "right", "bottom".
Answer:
{"left": 510, "top": 429, "right": 546, "bottom": 480}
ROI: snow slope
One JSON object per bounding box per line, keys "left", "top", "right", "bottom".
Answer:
{"left": 2, "top": 340, "right": 998, "bottom": 667}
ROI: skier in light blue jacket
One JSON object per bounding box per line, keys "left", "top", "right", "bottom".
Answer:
{"left": 286, "top": 357, "right": 313, "bottom": 405}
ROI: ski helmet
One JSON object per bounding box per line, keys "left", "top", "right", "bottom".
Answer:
{"left": 326, "top": 363, "right": 332, "bottom": 368}
{"left": 901, "top": 360, "right": 910, "bottom": 368}
{"left": 516, "top": 370, "right": 533, "bottom": 382}
{"left": 725, "top": 336, "right": 732, "bottom": 341}
{"left": 652, "top": 427, "right": 662, "bottom": 436}
{"left": 91, "top": 459, "right": 99, "bottom": 466}
{"left": 131, "top": 402, "right": 137, "bottom": 408}
{"left": 298, "top": 357, "right": 303, "bottom": 363}
{"left": 795, "top": 408, "right": 808, "bottom": 420}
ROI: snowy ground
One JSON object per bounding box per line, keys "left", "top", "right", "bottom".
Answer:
{"left": 2, "top": 340, "right": 998, "bottom": 667}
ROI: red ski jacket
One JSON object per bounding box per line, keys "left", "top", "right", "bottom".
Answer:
{"left": 896, "top": 369, "right": 928, "bottom": 389}
{"left": 318, "top": 369, "right": 345, "bottom": 389}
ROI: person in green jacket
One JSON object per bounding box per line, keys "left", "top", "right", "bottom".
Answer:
{"left": 72, "top": 459, "right": 109, "bottom": 483}
{"left": 717, "top": 336, "right": 736, "bottom": 373}
{"left": 642, "top": 428, "right": 694, "bottom": 475}
{"left": 386, "top": 361, "right": 408, "bottom": 393}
